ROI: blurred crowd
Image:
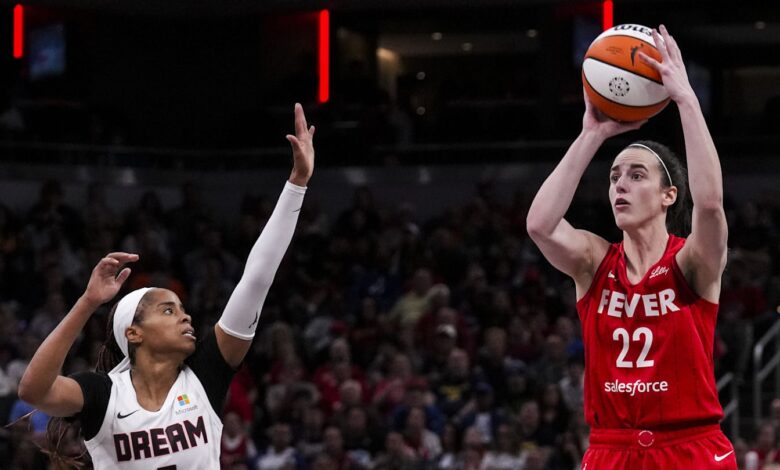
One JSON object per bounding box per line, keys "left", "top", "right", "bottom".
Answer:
{"left": 0, "top": 177, "right": 777, "bottom": 469}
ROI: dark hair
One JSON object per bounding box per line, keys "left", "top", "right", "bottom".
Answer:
{"left": 627, "top": 140, "right": 691, "bottom": 236}
{"left": 42, "top": 293, "right": 150, "bottom": 468}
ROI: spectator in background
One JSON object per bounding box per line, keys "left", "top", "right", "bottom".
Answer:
{"left": 83, "top": 182, "right": 119, "bottom": 233}
{"left": 184, "top": 224, "right": 241, "bottom": 286}
{"left": 296, "top": 405, "right": 325, "bottom": 462}
{"left": 334, "top": 187, "right": 382, "bottom": 242}
{"left": 424, "top": 324, "right": 460, "bottom": 384}
{"left": 321, "top": 425, "right": 361, "bottom": 469}
{"left": 314, "top": 338, "right": 368, "bottom": 416}
{"left": 480, "top": 422, "right": 524, "bottom": 470}
{"left": 221, "top": 411, "right": 258, "bottom": 469}
{"left": 349, "top": 296, "right": 383, "bottom": 368}
{"left": 453, "top": 382, "right": 504, "bottom": 443}
{"left": 459, "top": 426, "right": 486, "bottom": 469}
{"left": 373, "top": 431, "right": 419, "bottom": 470}
{"left": 434, "top": 348, "right": 475, "bottom": 419}
{"left": 555, "top": 316, "right": 584, "bottom": 359}
{"left": 189, "top": 256, "right": 236, "bottom": 324}
{"left": 427, "top": 306, "right": 476, "bottom": 359}
{"left": 745, "top": 422, "right": 780, "bottom": 470}
{"left": 530, "top": 334, "right": 568, "bottom": 385}
{"left": 559, "top": 357, "right": 585, "bottom": 413}
{"left": 391, "top": 377, "right": 445, "bottom": 436}
{"left": 389, "top": 268, "right": 433, "bottom": 329}
{"left": 433, "top": 422, "right": 459, "bottom": 469}
{"left": 8, "top": 397, "right": 50, "bottom": 435}
{"left": 475, "top": 327, "right": 523, "bottom": 403}
{"left": 734, "top": 438, "right": 751, "bottom": 470}
{"left": 254, "top": 421, "right": 303, "bottom": 470}
{"left": 538, "top": 382, "right": 570, "bottom": 440}
{"left": 26, "top": 179, "right": 85, "bottom": 250}
{"left": 167, "top": 180, "right": 212, "bottom": 257}
{"left": 401, "top": 406, "right": 442, "bottom": 462}
{"left": 28, "top": 291, "right": 68, "bottom": 341}
{"left": 372, "top": 352, "right": 414, "bottom": 416}
{"left": 340, "top": 405, "right": 381, "bottom": 468}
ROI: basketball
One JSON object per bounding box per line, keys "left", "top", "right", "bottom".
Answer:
{"left": 582, "top": 24, "right": 670, "bottom": 122}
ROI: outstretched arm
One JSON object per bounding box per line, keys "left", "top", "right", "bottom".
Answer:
{"left": 18, "top": 253, "right": 137, "bottom": 417}
{"left": 527, "top": 93, "right": 643, "bottom": 295}
{"left": 640, "top": 25, "right": 727, "bottom": 302}
{"left": 215, "top": 103, "right": 315, "bottom": 368}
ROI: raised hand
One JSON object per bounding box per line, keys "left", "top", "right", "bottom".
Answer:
{"left": 286, "top": 103, "right": 316, "bottom": 187}
{"left": 638, "top": 25, "right": 696, "bottom": 104}
{"left": 83, "top": 252, "right": 138, "bottom": 307}
{"left": 582, "top": 88, "right": 646, "bottom": 140}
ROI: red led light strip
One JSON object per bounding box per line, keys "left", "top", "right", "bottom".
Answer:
{"left": 602, "top": 0, "right": 613, "bottom": 30}
{"left": 13, "top": 4, "right": 24, "bottom": 59}
{"left": 318, "top": 9, "right": 330, "bottom": 104}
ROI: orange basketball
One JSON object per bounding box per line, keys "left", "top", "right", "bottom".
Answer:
{"left": 582, "top": 24, "right": 670, "bottom": 122}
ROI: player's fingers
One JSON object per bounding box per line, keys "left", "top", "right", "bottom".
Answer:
{"left": 286, "top": 135, "right": 301, "bottom": 148}
{"left": 105, "top": 252, "right": 139, "bottom": 263}
{"left": 652, "top": 28, "right": 670, "bottom": 63}
{"left": 115, "top": 267, "right": 132, "bottom": 284}
{"left": 100, "top": 257, "right": 120, "bottom": 266}
{"left": 294, "top": 103, "right": 308, "bottom": 137}
{"left": 308, "top": 125, "right": 316, "bottom": 137}
{"left": 667, "top": 34, "right": 683, "bottom": 63}
{"left": 637, "top": 52, "right": 661, "bottom": 71}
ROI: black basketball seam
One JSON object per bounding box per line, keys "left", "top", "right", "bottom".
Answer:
{"left": 583, "top": 56, "right": 665, "bottom": 86}
{"left": 582, "top": 72, "right": 669, "bottom": 110}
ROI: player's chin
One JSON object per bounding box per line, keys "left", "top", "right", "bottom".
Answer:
{"left": 613, "top": 214, "right": 634, "bottom": 231}
{"left": 178, "top": 336, "right": 197, "bottom": 354}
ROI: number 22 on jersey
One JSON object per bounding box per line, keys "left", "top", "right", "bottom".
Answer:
{"left": 613, "top": 327, "right": 654, "bottom": 368}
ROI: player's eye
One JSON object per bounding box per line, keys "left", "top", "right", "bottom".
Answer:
{"left": 610, "top": 175, "right": 619, "bottom": 183}
{"left": 632, "top": 173, "right": 643, "bottom": 180}
{"left": 164, "top": 307, "right": 173, "bottom": 315}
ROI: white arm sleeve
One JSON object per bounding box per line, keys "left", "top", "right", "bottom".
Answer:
{"left": 217, "top": 181, "right": 305, "bottom": 340}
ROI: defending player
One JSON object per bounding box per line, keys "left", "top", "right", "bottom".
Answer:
{"left": 526, "top": 26, "right": 736, "bottom": 468}
{"left": 18, "top": 103, "right": 315, "bottom": 468}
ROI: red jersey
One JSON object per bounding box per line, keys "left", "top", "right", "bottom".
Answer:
{"left": 576, "top": 235, "right": 723, "bottom": 429}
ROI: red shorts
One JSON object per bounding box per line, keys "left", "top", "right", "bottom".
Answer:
{"left": 582, "top": 424, "right": 737, "bottom": 469}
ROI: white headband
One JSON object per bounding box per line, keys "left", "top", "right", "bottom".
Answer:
{"left": 112, "top": 287, "right": 152, "bottom": 358}
{"left": 627, "top": 143, "right": 673, "bottom": 187}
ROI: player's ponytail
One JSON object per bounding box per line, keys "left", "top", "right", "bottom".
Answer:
{"left": 629, "top": 140, "right": 691, "bottom": 236}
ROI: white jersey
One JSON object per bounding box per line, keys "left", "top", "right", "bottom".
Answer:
{"left": 85, "top": 367, "right": 223, "bottom": 469}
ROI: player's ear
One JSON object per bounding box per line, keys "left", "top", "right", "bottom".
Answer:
{"left": 126, "top": 325, "right": 143, "bottom": 346}
{"left": 662, "top": 186, "right": 677, "bottom": 208}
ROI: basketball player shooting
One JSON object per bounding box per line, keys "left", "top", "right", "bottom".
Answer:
{"left": 527, "top": 25, "right": 736, "bottom": 468}
{"left": 17, "top": 103, "right": 315, "bottom": 469}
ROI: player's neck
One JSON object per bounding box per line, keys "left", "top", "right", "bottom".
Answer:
{"left": 130, "top": 356, "right": 182, "bottom": 411}
{"left": 622, "top": 221, "right": 669, "bottom": 280}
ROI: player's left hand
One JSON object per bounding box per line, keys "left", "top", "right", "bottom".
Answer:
{"left": 286, "top": 103, "right": 315, "bottom": 187}
{"left": 83, "top": 252, "right": 139, "bottom": 307}
{"left": 637, "top": 25, "right": 696, "bottom": 104}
